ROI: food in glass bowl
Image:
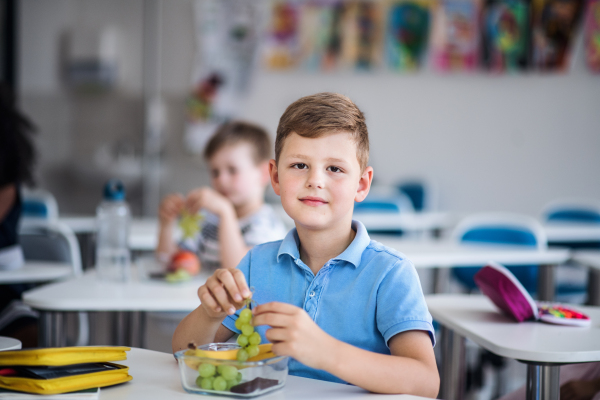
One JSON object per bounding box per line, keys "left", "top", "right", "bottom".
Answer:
{"left": 175, "top": 343, "right": 288, "bottom": 397}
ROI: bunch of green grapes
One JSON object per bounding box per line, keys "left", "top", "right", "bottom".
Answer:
{"left": 179, "top": 210, "right": 203, "bottom": 239}
{"left": 196, "top": 363, "right": 242, "bottom": 391}
{"left": 235, "top": 303, "right": 261, "bottom": 361}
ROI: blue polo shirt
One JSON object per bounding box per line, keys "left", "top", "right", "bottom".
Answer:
{"left": 222, "top": 220, "right": 435, "bottom": 384}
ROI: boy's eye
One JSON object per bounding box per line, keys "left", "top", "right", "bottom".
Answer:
{"left": 211, "top": 170, "right": 219, "bottom": 179}
{"left": 292, "top": 163, "right": 307, "bottom": 169}
{"left": 228, "top": 167, "right": 237, "bottom": 175}
{"left": 327, "top": 166, "right": 342, "bottom": 173}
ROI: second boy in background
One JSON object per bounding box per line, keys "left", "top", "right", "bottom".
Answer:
{"left": 156, "top": 121, "right": 288, "bottom": 271}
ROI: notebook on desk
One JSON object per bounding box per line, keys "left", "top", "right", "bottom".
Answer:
{"left": 474, "top": 262, "right": 591, "bottom": 327}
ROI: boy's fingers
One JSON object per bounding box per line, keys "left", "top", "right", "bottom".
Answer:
{"left": 206, "top": 280, "right": 235, "bottom": 314}
{"left": 216, "top": 269, "right": 243, "bottom": 303}
{"left": 254, "top": 302, "right": 297, "bottom": 316}
{"left": 253, "top": 311, "right": 294, "bottom": 328}
{"left": 198, "top": 286, "right": 221, "bottom": 313}
{"left": 230, "top": 269, "right": 251, "bottom": 299}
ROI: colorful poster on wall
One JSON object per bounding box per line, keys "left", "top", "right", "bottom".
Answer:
{"left": 481, "top": 0, "right": 530, "bottom": 72}
{"left": 185, "top": 0, "right": 265, "bottom": 154}
{"left": 264, "top": 1, "right": 301, "bottom": 70}
{"left": 584, "top": 0, "right": 600, "bottom": 72}
{"left": 340, "top": 1, "right": 384, "bottom": 70}
{"left": 531, "top": 0, "right": 584, "bottom": 72}
{"left": 431, "top": 0, "right": 481, "bottom": 72}
{"left": 386, "top": 0, "right": 433, "bottom": 71}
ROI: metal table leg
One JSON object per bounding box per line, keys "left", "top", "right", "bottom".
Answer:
{"left": 538, "top": 264, "right": 556, "bottom": 301}
{"left": 587, "top": 269, "right": 600, "bottom": 306}
{"left": 439, "top": 326, "right": 465, "bottom": 400}
{"left": 525, "top": 363, "right": 560, "bottom": 400}
{"left": 38, "top": 311, "right": 64, "bottom": 347}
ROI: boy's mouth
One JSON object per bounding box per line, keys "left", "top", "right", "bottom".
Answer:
{"left": 299, "top": 196, "right": 328, "bottom": 206}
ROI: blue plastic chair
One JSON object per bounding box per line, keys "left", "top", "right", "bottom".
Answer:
{"left": 543, "top": 199, "right": 600, "bottom": 249}
{"left": 450, "top": 213, "right": 546, "bottom": 294}
{"left": 354, "top": 194, "right": 414, "bottom": 236}
{"left": 21, "top": 188, "right": 59, "bottom": 220}
{"left": 396, "top": 179, "right": 438, "bottom": 212}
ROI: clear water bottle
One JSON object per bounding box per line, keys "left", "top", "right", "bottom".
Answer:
{"left": 95, "top": 179, "right": 131, "bottom": 282}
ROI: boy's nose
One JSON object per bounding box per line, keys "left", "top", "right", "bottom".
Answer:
{"left": 306, "top": 170, "right": 324, "bottom": 189}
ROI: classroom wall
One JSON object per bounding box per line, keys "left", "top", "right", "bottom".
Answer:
{"left": 18, "top": 0, "right": 600, "bottom": 216}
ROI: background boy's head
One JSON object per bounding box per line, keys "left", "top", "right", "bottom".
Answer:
{"left": 203, "top": 121, "right": 272, "bottom": 207}
{"left": 275, "top": 92, "right": 369, "bottom": 172}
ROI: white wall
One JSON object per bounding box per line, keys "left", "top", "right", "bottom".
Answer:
{"left": 18, "top": 0, "right": 600, "bottom": 216}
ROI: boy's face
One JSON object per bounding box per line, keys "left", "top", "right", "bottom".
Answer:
{"left": 208, "top": 143, "right": 269, "bottom": 207}
{"left": 270, "top": 132, "right": 373, "bottom": 232}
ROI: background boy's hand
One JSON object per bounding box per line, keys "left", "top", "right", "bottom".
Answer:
{"left": 560, "top": 379, "right": 600, "bottom": 400}
{"left": 253, "top": 302, "right": 333, "bottom": 370}
{"left": 158, "top": 193, "right": 185, "bottom": 225}
{"left": 185, "top": 187, "right": 232, "bottom": 217}
{"left": 198, "top": 268, "right": 252, "bottom": 320}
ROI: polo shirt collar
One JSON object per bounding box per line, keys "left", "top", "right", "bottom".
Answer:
{"left": 276, "top": 220, "right": 371, "bottom": 268}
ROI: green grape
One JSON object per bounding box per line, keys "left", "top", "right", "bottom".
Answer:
{"left": 246, "top": 344, "right": 259, "bottom": 358}
{"left": 236, "top": 348, "right": 249, "bottom": 362}
{"left": 216, "top": 365, "right": 226, "bottom": 376}
{"left": 179, "top": 211, "right": 203, "bottom": 239}
{"left": 248, "top": 331, "right": 261, "bottom": 345}
{"left": 199, "top": 377, "right": 214, "bottom": 390}
{"left": 226, "top": 379, "right": 237, "bottom": 390}
{"left": 239, "top": 308, "right": 252, "bottom": 323}
{"left": 236, "top": 372, "right": 243, "bottom": 383}
{"left": 219, "top": 365, "right": 238, "bottom": 381}
{"left": 236, "top": 334, "right": 249, "bottom": 347}
{"left": 198, "top": 362, "right": 216, "bottom": 378}
{"left": 213, "top": 376, "right": 227, "bottom": 391}
{"left": 235, "top": 317, "right": 244, "bottom": 330}
{"left": 241, "top": 324, "right": 254, "bottom": 336}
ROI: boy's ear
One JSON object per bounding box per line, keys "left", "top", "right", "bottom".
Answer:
{"left": 259, "top": 160, "right": 271, "bottom": 186}
{"left": 354, "top": 166, "right": 373, "bottom": 203}
{"left": 269, "top": 159, "right": 281, "bottom": 196}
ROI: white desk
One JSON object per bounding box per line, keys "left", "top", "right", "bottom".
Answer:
{"left": 572, "top": 250, "right": 600, "bottom": 305}
{"left": 543, "top": 222, "right": 600, "bottom": 244}
{"left": 426, "top": 294, "right": 600, "bottom": 400}
{"left": 0, "top": 336, "right": 22, "bottom": 351}
{"left": 105, "top": 347, "right": 431, "bottom": 400}
{"left": 0, "top": 261, "right": 73, "bottom": 284}
{"left": 354, "top": 212, "right": 456, "bottom": 236}
{"left": 373, "top": 237, "right": 571, "bottom": 301}
{"left": 23, "top": 270, "right": 208, "bottom": 347}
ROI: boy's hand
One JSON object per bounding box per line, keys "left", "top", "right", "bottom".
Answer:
{"left": 198, "top": 268, "right": 252, "bottom": 320}
{"left": 253, "top": 302, "right": 333, "bottom": 370}
{"left": 185, "top": 187, "right": 232, "bottom": 217}
{"left": 159, "top": 193, "right": 185, "bottom": 225}
{"left": 561, "top": 379, "right": 600, "bottom": 400}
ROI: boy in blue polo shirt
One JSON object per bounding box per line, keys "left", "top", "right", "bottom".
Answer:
{"left": 172, "top": 93, "right": 439, "bottom": 396}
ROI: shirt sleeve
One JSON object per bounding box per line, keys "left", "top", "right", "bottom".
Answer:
{"left": 376, "top": 259, "right": 436, "bottom": 347}
{"left": 221, "top": 249, "right": 252, "bottom": 333}
{"left": 243, "top": 209, "right": 288, "bottom": 247}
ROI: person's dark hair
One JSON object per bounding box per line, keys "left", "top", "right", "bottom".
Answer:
{"left": 275, "top": 92, "right": 369, "bottom": 171}
{"left": 203, "top": 120, "right": 271, "bottom": 164}
{"left": 0, "top": 84, "right": 37, "bottom": 187}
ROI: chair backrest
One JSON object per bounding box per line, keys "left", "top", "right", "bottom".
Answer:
{"left": 21, "top": 188, "right": 59, "bottom": 220}
{"left": 451, "top": 213, "right": 547, "bottom": 250}
{"left": 18, "top": 220, "right": 82, "bottom": 276}
{"left": 541, "top": 199, "right": 600, "bottom": 223}
{"left": 396, "top": 178, "right": 438, "bottom": 212}
{"left": 354, "top": 193, "right": 415, "bottom": 214}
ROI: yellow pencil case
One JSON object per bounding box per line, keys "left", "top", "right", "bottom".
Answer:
{"left": 0, "top": 346, "right": 130, "bottom": 367}
{"left": 0, "top": 362, "right": 131, "bottom": 395}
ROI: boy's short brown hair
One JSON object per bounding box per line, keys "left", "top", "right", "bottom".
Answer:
{"left": 275, "top": 92, "right": 369, "bottom": 171}
{"left": 204, "top": 120, "right": 272, "bottom": 164}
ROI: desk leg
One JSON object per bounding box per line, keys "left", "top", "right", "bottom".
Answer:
{"left": 537, "top": 264, "right": 555, "bottom": 302}
{"left": 38, "top": 311, "right": 65, "bottom": 348}
{"left": 433, "top": 268, "right": 449, "bottom": 294}
{"left": 439, "top": 326, "right": 465, "bottom": 400}
{"left": 526, "top": 364, "right": 560, "bottom": 400}
{"left": 587, "top": 269, "right": 600, "bottom": 306}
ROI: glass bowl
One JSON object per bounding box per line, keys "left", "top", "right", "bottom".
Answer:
{"left": 174, "top": 343, "right": 289, "bottom": 398}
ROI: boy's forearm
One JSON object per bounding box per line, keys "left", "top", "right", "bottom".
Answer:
{"left": 321, "top": 338, "right": 439, "bottom": 397}
{"left": 156, "top": 223, "right": 176, "bottom": 259}
{"left": 172, "top": 306, "right": 223, "bottom": 353}
{"left": 217, "top": 206, "right": 250, "bottom": 269}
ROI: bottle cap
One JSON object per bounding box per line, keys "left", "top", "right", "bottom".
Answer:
{"left": 103, "top": 179, "right": 126, "bottom": 201}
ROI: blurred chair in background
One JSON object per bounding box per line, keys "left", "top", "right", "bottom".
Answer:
{"left": 450, "top": 213, "right": 545, "bottom": 294}
{"left": 543, "top": 198, "right": 600, "bottom": 224}
{"left": 395, "top": 178, "right": 438, "bottom": 212}
{"left": 354, "top": 192, "right": 414, "bottom": 236}
{"left": 21, "top": 188, "right": 59, "bottom": 220}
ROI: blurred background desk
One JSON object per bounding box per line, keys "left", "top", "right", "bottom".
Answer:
{"left": 0, "top": 336, "right": 21, "bottom": 351}
{"left": 373, "top": 237, "right": 571, "bottom": 301}
{"left": 109, "top": 347, "right": 433, "bottom": 400}
{"left": 0, "top": 261, "right": 73, "bottom": 284}
{"left": 543, "top": 223, "right": 600, "bottom": 247}
{"left": 22, "top": 270, "right": 208, "bottom": 347}
{"left": 572, "top": 250, "right": 600, "bottom": 306}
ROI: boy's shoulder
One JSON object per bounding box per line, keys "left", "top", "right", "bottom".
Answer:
{"left": 363, "top": 239, "right": 411, "bottom": 267}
